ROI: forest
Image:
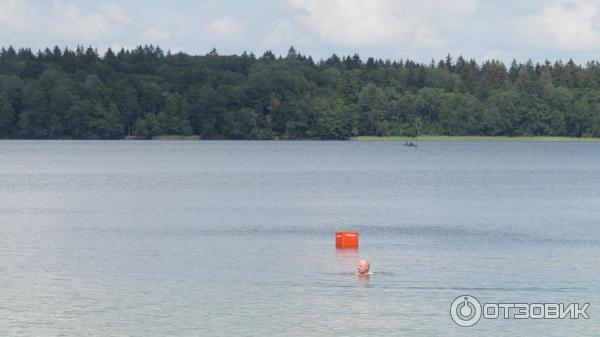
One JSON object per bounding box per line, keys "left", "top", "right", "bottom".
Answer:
{"left": 0, "top": 45, "right": 599, "bottom": 139}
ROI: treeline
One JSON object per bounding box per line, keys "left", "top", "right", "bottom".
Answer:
{"left": 0, "top": 45, "right": 600, "bottom": 139}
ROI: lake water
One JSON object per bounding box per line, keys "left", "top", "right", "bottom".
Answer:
{"left": 1, "top": 140, "right": 599, "bottom": 336}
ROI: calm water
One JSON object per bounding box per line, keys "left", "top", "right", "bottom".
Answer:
{"left": 1, "top": 140, "right": 600, "bottom": 336}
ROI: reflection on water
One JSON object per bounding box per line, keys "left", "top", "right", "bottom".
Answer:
{"left": 358, "top": 275, "right": 370, "bottom": 286}
{"left": 1, "top": 140, "right": 600, "bottom": 336}
{"left": 335, "top": 247, "right": 360, "bottom": 271}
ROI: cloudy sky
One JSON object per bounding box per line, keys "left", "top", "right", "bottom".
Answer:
{"left": 2, "top": 0, "right": 600, "bottom": 64}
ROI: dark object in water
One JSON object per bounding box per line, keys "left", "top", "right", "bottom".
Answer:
{"left": 403, "top": 141, "right": 418, "bottom": 147}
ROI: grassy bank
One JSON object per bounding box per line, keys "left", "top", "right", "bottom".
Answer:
{"left": 352, "top": 135, "right": 600, "bottom": 142}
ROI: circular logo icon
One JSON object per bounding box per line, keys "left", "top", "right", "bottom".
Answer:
{"left": 450, "top": 295, "right": 482, "bottom": 327}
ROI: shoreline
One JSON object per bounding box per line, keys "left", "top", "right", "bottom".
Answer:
{"left": 2, "top": 135, "right": 600, "bottom": 142}
{"left": 352, "top": 136, "right": 600, "bottom": 142}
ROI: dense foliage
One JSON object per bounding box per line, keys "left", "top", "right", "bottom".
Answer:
{"left": 1, "top": 45, "right": 600, "bottom": 139}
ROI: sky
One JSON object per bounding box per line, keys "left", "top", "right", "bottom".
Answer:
{"left": 2, "top": 0, "right": 600, "bottom": 64}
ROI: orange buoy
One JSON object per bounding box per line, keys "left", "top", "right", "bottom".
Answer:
{"left": 336, "top": 231, "right": 359, "bottom": 248}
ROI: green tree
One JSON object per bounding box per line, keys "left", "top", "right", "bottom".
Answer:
{"left": 18, "top": 84, "right": 49, "bottom": 138}
{"left": 223, "top": 108, "right": 258, "bottom": 139}
{"left": 2, "top": 44, "right": 600, "bottom": 139}
{"left": 0, "top": 95, "right": 15, "bottom": 138}
{"left": 89, "top": 103, "right": 123, "bottom": 139}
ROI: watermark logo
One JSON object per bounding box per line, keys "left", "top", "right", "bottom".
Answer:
{"left": 450, "top": 295, "right": 590, "bottom": 327}
{"left": 450, "top": 295, "right": 482, "bottom": 327}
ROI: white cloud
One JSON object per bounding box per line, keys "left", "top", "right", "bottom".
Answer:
{"left": 288, "top": 0, "right": 409, "bottom": 46}
{"left": 0, "top": 1, "right": 130, "bottom": 44}
{"left": 265, "top": 20, "right": 292, "bottom": 46}
{"left": 288, "top": 0, "right": 477, "bottom": 49}
{"left": 204, "top": 16, "right": 244, "bottom": 40}
{"left": 142, "top": 26, "right": 171, "bottom": 41}
{"left": 42, "top": 2, "right": 129, "bottom": 43}
{"left": 412, "top": 26, "right": 446, "bottom": 50}
{"left": 0, "top": 0, "right": 30, "bottom": 31}
{"left": 523, "top": 1, "right": 600, "bottom": 50}
{"left": 7, "top": 0, "right": 600, "bottom": 64}
{"left": 98, "top": 3, "right": 128, "bottom": 23}
{"left": 264, "top": 19, "right": 314, "bottom": 49}
{"left": 47, "top": 3, "right": 110, "bottom": 41}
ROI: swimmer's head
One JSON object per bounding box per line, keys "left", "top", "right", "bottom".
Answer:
{"left": 357, "top": 259, "right": 370, "bottom": 275}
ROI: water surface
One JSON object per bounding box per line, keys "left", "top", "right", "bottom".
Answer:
{"left": 1, "top": 140, "right": 599, "bottom": 336}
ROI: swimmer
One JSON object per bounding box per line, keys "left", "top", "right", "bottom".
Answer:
{"left": 357, "top": 259, "right": 372, "bottom": 276}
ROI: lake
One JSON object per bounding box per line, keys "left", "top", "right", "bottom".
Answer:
{"left": 1, "top": 140, "right": 599, "bottom": 336}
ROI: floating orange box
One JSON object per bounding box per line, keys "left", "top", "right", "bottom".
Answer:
{"left": 336, "top": 231, "right": 359, "bottom": 248}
